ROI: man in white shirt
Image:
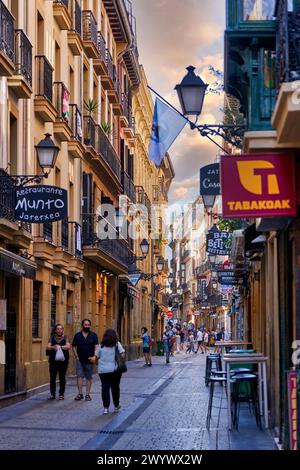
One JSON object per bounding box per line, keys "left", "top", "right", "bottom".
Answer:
{"left": 196, "top": 328, "right": 204, "bottom": 354}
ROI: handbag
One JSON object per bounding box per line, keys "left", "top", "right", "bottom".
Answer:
{"left": 55, "top": 347, "right": 65, "bottom": 362}
{"left": 115, "top": 345, "right": 127, "bottom": 373}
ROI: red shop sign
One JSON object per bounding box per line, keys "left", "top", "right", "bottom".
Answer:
{"left": 221, "top": 153, "right": 297, "bottom": 218}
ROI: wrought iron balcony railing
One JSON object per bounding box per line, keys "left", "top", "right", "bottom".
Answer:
{"left": 121, "top": 92, "right": 133, "bottom": 128}
{"left": 97, "top": 125, "right": 121, "bottom": 181}
{"left": 82, "top": 213, "right": 131, "bottom": 267}
{"left": 121, "top": 171, "right": 135, "bottom": 202}
{"left": 83, "top": 10, "right": 98, "bottom": 48}
{"left": 15, "top": 30, "right": 32, "bottom": 86}
{"left": 56, "top": 219, "right": 82, "bottom": 256}
{"left": 276, "top": 0, "right": 300, "bottom": 89}
{"left": 0, "top": 0, "right": 15, "bottom": 65}
{"left": 97, "top": 30, "right": 106, "bottom": 61}
{"left": 70, "top": 0, "right": 82, "bottom": 36}
{"left": 83, "top": 115, "right": 96, "bottom": 149}
{"left": 105, "top": 48, "right": 114, "bottom": 81}
{"left": 53, "top": 82, "right": 70, "bottom": 122}
{"left": 35, "top": 55, "right": 53, "bottom": 102}
{"left": 69, "top": 104, "right": 83, "bottom": 142}
{"left": 0, "top": 169, "right": 31, "bottom": 233}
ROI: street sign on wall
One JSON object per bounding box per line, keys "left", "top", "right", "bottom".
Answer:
{"left": 206, "top": 231, "right": 232, "bottom": 255}
{"left": 200, "top": 163, "right": 220, "bottom": 195}
{"left": 14, "top": 185, "right": 68, "bottom": 223}
{"left": 128, "top": 272, "right": 141, "bottom": 287}
{"left": 221, "top": 153, "right": 297, "bottom": 218}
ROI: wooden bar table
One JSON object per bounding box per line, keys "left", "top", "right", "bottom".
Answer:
{"left": 224, "top": 354, "right": 269, "bottom": 430}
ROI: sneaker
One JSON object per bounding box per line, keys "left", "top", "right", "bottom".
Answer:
{"left": 148, "top": 363, "right": 152, "bottom": 366}
{"left": 114, "top": 405, "right": 121, "bottom": 412}
{"left": 103, "top": 408, "right": 109, "bottom": 415}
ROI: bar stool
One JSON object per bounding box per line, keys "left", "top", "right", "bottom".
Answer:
{"left": 231, "top": 373, "right": 261, "bottom": 430}
{"left": 205, "top": 354, "right": 222, "bottom": 386}
{"left": 206, "top": 376, "right": 227, "bottom": 430}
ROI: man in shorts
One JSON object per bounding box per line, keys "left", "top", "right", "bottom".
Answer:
{"left": 72, "top": 319, "right": 98, "bottom": 401}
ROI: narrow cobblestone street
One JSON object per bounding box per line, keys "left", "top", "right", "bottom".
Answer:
{"left": 0, "top": 352, "right": 276, "bottom": 450}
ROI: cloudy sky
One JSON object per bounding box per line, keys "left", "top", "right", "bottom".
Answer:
{"left": 132, "top": 0, "right": 225, "bottom": 206}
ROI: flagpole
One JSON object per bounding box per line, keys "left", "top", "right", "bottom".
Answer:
{"left": 147, "top": 86, "right": 230, "bottom": 154}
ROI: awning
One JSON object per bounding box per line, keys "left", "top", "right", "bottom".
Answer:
{"left": 0, "top": 248, "right": 36, "bottom": 280}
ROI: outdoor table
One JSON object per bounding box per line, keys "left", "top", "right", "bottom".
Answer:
{"left": 215, "top": 341, "right": 253, "bottom": 359}
{"left": 224, "top": 354, "right": 269, "bottom": 430}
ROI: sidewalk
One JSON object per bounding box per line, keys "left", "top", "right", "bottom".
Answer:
{"left": 0, "top": 352, "right": 277, "bottom": 450}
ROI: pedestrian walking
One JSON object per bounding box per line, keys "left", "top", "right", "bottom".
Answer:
{"left": 162, "top": 326, "right": 173, "bottom": 363}
{"left": 91, "top": 329, "right": 125, "bottom": 415}
{"left": 196, "top": 328, "right": 204, "bottom": 354}
{"left": 141, "top": 327, "right": 152, "bottom": 366}
{"left": 46, "top": 323, "right": 70, "bottom": 400}
{"left": 72, "top": 319, "right": 99, "bottom": 401}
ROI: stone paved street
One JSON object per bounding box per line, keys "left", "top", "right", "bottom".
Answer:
{"left": 0, "top": 352, "right": 277, "bottom": 450}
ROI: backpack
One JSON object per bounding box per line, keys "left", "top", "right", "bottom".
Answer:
{"left": 148, "top": 336, "right": 154, "bottom": 347}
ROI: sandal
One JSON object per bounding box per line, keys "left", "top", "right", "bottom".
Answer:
{"left": 47, "top": 395, "right": 55, "bottom": 400}
{"left": 74, "top": 394, "right": 84, "bottom": 401}
{"left": 59, "top": 395, "right": 64, "bottom": 400}
{"left": 85, "top": 394, "right": 92, "bottom": 401}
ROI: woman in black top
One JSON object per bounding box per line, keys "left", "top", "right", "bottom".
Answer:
{"left": 46, "top": 324, "right": 70, "bottom": 400}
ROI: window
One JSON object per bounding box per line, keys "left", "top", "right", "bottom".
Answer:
{"left": 32, "top": 282, "right": 41, "bottom": 338}
{"left": 51, "top": 286, "right": 57, "bottom": 332}
{"left": 242, "top": 0, "right": 275, "bottom": 21}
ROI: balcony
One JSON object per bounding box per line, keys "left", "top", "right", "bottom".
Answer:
{"left": 53, "top": 220, "right": 84, "bottom": 272}
{"left": 121, "top": 171, "right": 135, "bottom": 202}
{"left": 34, "top": 56, "right": 56, "bottom": 122}
{"left": 0, "top": 170, "right": 32, "bottom": 248}
{"left": 103, "top": 0, "right": 140, "bottom": 87}
{"left": 272, "top": 1, "right": 300, "bottom": 144}
{"left": 53, "top": 82, "right": 72, "bottom": 141}
{"left": 93, "top": 31, "right": 107, "bottom": 75}
{"left": 68, "top": 104, "right": 84, "bottom": 158}
{"left": 120, "top": 92, "right": 135, "bottom": 139}
{"left": 53, "top": 0, "right": 71, "bottom": 30}
{"left": 96, "top": 125, "right": 122, "bottom": 186}
{"left": 82, "top": 10, "right": 99, "bottom": 59}
{"left": 135, "top": 186, "right": 151, "bottom": 224}
{"left": 82, "top": 214, "right": 130, "bottom": 274}
{"left": 33, "top": 222, "right": 56, "bottom": 260}
{"left": 83, "top": 115, "right": 97, "bottom": 157}
{"left": 0, "top": 0, "right": 15, "bottom": 76}
{"left": 107, "top": 66, "right": 121, "bottom": 105}
{"left": 8, "top": 30, "right": 32, "bottom": 98}
{"left": 68, "top": 0, "right": 83, "bottom": 56}
{"left": 101, "top": 49, "right": 114, "bottom": 91}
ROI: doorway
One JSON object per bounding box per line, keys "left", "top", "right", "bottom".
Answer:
{"left": 4, "top": 278, "right": 19, "bottom": 394}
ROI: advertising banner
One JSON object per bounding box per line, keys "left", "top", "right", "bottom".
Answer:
{"left": 221, "top": 153, "right": 296, "bottom": 218}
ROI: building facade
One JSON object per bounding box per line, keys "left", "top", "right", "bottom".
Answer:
{"left": 0, "top": 0, "right": 173, "bottom": 400}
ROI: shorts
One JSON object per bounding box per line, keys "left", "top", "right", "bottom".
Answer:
{"left": 143, "top": 347, "right": 150, "bottom": 354}
{"left": 76, "top": 360, "right": 94, "bottom": 380}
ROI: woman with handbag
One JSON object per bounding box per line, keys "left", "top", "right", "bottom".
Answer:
{"left": 46, "top": 323, "right": 70, "bottom": 400}
{"left": 90, "top": 329, "right": 125, "bottom": 415}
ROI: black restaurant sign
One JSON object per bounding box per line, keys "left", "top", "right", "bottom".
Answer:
{"left": 14, "top": 185, "right": 68, "bottom": 223}
{"left": 0, "top": 250, "right": 36, "bottom": 280}
{"left": 218, "top": 271, "right": 246, "bottom": 286}
{"left": 200, "top": 163, "right": 221, "bottom": 196}
{"left": 206, "top": 231, "right": 232, "bottom": 255}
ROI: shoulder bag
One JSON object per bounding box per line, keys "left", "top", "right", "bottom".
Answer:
{"left": 115, "top": 345, "right": 127, "bottom": 373}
